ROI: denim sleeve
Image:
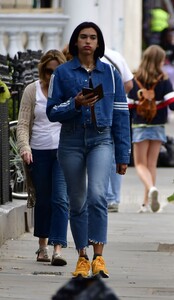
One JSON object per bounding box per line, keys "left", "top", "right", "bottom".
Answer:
{"left": 46, "top": 71, "right": 81, "bottom": 123}
{"left": 112, "top": 71, "right": 131, "bottom": 164}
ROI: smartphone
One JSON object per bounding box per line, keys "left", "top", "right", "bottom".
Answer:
{"left": 82, "top": 84, "right": 104, "bottom": 101}
{"left": 82, "top": 87, "right": 94, "bottom": 96}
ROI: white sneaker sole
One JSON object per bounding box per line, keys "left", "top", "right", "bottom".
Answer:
{"left": 150, "top": 189, "right": 160, "bottom": 212}
{"left": 138, "top": 206, "right": 151, "bottom": 213}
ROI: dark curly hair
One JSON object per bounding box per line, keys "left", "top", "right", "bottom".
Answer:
{"left": 69, "top": 22, "right": 105, "bottom": 60}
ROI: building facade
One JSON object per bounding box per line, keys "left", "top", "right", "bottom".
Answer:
{"left": 0, "top": 0, "right": 142, "bottom": 71}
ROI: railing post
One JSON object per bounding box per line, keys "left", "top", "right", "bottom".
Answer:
{"left": 7, "top": 30, "right": 24, "bottom": 58}
{"left": 44, "top": 29, "right": 60, "bottom": 52}
{"left": 0, "top": 101, "right": 11, "bottom": 204}
{"left": 27, "top": 31, "right": 42, "bottom": 51}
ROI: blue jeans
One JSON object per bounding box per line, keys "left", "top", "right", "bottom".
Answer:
{"left": 106, "top": 156, "right": 122, "bottom": 204}
{"left": 58, "top": 124, "right": 113, "bottom": 250}
{"left": 29, "top": 149, "right": 68, "bottom": 247}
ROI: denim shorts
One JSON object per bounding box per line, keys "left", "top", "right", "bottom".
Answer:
{"left": 132, "top": 126, "right": 167, "bottom": 143}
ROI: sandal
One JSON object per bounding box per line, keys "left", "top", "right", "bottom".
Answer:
{"left": 35, "top": 247, "right": 51, "bottom": 262}
{"left": 51, "top": 253, "right": 67, "bottom": 266}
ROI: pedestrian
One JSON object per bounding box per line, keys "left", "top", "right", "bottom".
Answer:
{"left": 17, "top": 49, "right": 69, "bottom": 266}
{"left": 61, "top": 45, "right": 133, "bottom": 214}
{"left": 127, "top": 45, "right": 174, "bottom": 213}
{"left": 146, "top": 4, "right": 170, "bottom": 46}
{"left": 46, "top": 21, "right": 131, "bottom": 278}
{"left": 102, "top": 47, "right": 133, "bottom": 212}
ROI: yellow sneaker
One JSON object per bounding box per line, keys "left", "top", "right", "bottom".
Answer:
{"left": 91, "top": 256, "right": 109, "bottom": 278}
{"left": 72, "top": 257, "right": 91, "bottom": 278}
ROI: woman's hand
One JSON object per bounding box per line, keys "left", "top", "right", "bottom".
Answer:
{"left": 21, "top": 151, "right": 33, "bottom": 165}
{"left": 116, "top": 163, "right": 128, "bottom": 175}
{"left": 75, "top": 91, "right": 99, "bottom": 108}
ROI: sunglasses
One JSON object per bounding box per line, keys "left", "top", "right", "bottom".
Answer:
{"left": 45, "top": 68, "right": 54, "bottom": 75}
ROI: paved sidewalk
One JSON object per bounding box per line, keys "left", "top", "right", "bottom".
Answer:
{"left": 1, "top": 167, "right": 174, "bottom": 300}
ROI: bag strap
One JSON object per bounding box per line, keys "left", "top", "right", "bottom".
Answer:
{"left": 104, "top": 54, "right": 121, "bottom": 74}
{"left": 152, "top": 74, "right": 163, "bottom": 89}
{"left": 134, "top": 78, "right": 144, "bottom": 89}
{"left": 134, "top": 74, "right": 163, "bottom": 90}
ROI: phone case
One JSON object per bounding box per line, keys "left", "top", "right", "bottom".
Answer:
{"left": 82, "top": 84, "right": 104, "bottom": 101}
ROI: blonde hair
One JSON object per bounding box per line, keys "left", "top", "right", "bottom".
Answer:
{"left": 62, "top": 44, "right": 73, "bottom": 61}
{"left": 38, "top": 49, "right": 66, "bottom": 84}
{"left": 135, "top": 45, "right": 167, "bottom": 85}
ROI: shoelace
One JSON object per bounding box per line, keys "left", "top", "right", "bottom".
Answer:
{"left": 77, "top": 259, "right": 89, "bottom": 270}
{"left": 93, "top": 256, "right": 105, "bottom": 268}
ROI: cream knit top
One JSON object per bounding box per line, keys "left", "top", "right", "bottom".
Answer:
{"left": 16, "top": 80, "right": 61, "bottom": 208}
{"left": 17, "top": 80, "right": 61, "bottom": 155}
{"left": 17, "top": 81, "right": 36, "bottom": 155}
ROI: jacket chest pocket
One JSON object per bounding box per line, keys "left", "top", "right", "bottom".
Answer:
{"left": 62, "top": 77, "right": 89, "bottom": 98}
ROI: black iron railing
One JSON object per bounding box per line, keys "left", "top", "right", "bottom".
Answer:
{"left": 0, "top": 50, "right": 42, "bottom": 204}
{"left": 0, "top": 101, "right": 11, "bottom": 204}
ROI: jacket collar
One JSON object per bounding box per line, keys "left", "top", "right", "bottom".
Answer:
{"left": 70, "top": 56, "right": 105, "bottom": 72}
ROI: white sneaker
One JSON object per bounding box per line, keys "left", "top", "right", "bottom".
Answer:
{"left": 148, "top": 186, "right": 160, "bottom": 212}
{"left": 138, "top": 204, "right": 151, "bottom": 213}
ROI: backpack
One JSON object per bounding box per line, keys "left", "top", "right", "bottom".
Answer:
{"left": 135, "top": 75, "right": 162, "bottom": 122}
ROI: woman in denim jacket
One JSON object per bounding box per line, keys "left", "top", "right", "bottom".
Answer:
{"left": 47, "top": 22, "right": 131, "bottom": 278}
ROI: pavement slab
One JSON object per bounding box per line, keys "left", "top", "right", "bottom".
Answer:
{"left": 1, "top": 109, "right": 174, "bottom": 300}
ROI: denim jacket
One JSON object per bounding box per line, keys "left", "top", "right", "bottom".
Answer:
{"left": 46, "top": 57, "right": 131, "bottom": 164}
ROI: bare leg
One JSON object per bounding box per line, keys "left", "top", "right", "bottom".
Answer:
{"left": 79, "top": 248, "right": 88, "bottom": 256}
{"left": 147, "top": 140, "right": 161, "bottom": 185}
{"left": 93, "top": 243, "right": 104, "bottom": 255}
{"left": 36, "top": 237, "right": 50, "bottom": 262}
{"left": 54, "top": 244, "right": 62, "bottom": 254}
{"left": 39, "top": 237, "right": 48, "bottom": 249}
{"left": 78, "top": 243, "right": 104, "bottom": 257}
{"left": 133, "top": 140, "right": 161, "bottom": 205}
{"left": 38, "top": 241, "right": 63, "bottom": 258}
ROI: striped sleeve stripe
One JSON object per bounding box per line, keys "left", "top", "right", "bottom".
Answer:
{"left": 127, "top": 97, "right": 138, "bottom": 104}
{"left": 157, "top": 98, "right": 174, "bottom": 109}
{"left": 59, "top": 100, "right": 71, "bottom": 107}
{"left": 113, "top": 102, "right": 129, "bottom": 110}
{"left": 128, "top": 92, "right": 174, "bottom": 110}
{"left": 164, "top": 91, "right": 174, "bottom": 101}
{"left": 128, "top": 103, "right": 136, "bottom": 109}
{"left": 157, "top": 91, "right": 174, "bottom": 109}
{"left": 48, "top": 74, "right": 54, "bottom": 98}
{"left": 53, "top": 99, "right": 71, "bottom": 110}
